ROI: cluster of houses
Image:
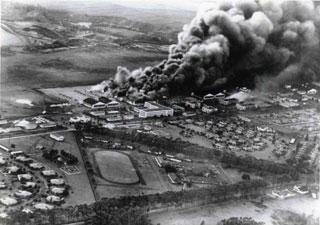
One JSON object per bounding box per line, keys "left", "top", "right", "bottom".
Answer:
{"left": 0, "top": 116, "right": 57, "bottom": 134}
{"left": 271, "top": 85, "right": 320, "bottom": 108}
{"left": 0, "top": 144, "right": 67, "bottom": 212}
{"left": 271, "top": 184, "right": 318, "bottom": 200}
{"left": 169, "top": 116, "right": 275, "bottom": 153}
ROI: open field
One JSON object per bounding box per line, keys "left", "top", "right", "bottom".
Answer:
{"left": 0, "top": 46, "right": 167, "bottom": 118}
{"left": 0, "top": 131, "right": 95, "bottom": 207}
{"left": 150, "top": 196, "right": 320, "bottom": 225}
{"left": 94, "top": 151, "right": 139, "bottom": 184}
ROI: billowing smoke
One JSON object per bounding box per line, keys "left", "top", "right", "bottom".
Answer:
{"left": 106, "top": 0, "right": 320, "bottom": 101}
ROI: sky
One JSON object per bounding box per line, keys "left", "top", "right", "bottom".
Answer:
{"left": 9, "top": 0, "right": 213, "bottom": 11}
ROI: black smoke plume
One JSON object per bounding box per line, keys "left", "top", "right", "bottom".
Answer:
{"left": 103, "top": 0, "right": 320, "bottom": 101}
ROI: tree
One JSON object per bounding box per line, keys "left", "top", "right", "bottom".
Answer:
{"left": 242, "top": 174, "right": 251, "bottom": 180}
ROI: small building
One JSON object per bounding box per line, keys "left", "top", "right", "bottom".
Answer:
{"left": 172, "top": 104, "right": 185, "bottom": 111}
{"left": 39, "top": 123, "right": 56, "bottom": 128}
{"left": 17, "top": 174, "right": 32, "bottom": 181}
{"left": 0, "top": 144, "right": 10, "bottom": 152}
{"left": 219, "top": 98, "right": 238, "bottom": 106}
{"left": 0, "top": 197, "right": 18, "bottom": 206}
{"left": 167, "top": 173, "right": 181, "bottom": 184}
{"left": 50, "top": 133, "right": 64, "bottom": 142}
{"left": 290, "top": 138, "right": 296, "bottom": 144}
{"left": 0, "top": 157, "right": 7, "bottom": 166}
{"left": 89, "top": 111, "right": 105, "bottom": 117}
{"left": 33, "top": 203, "right": 53, "bottom": 210}
{"left": 82, "top": 98, "right": 106, "bottom": 109}
{"left": 51, "top": 187, "right": 66, "bottom": 195}
{"left": 6, "top": 166, "right": 20, "bottom": 174}
{"left": 185, "top": 100, "right": 201, "bottom": 109}
{"left": 41, "top": 170, "right": 57, "bottom": 177}
{"left": 236, "top": 102, "right": 256, "bottom": 111}
{"left": 202, "top": 105, "right": 218, "bottom": 114}
{"left": 23, "top": 182, "right": 36, "bottom": 188}
{"left": 46, "top": 195, "right": 64, "bottom": 204}
{"left": 10, "top": 151, "right": 24, "bottom": 157}
{"left": 240, "top": 87, "right": 251, "bottom": 93}
{"left": 272, "top": 189, "right": 296, "bottom": 199}
{"left": 50, "top": 179, "right": 65, "bottom": 186}
{"left": 0, "top": 182, "right": 6, "bottom": 189}
{"left": 15, "top": 190, "right": 32, "bottom": 198}
{"left": 307, "top": 89, "right": 317, "bottom": 95}
{"left": 123, "top": 114, "right": 134, "bottom": 120}
{"left": 134, "top": 102, "right": 174, "bottom": 118}
{"left": 29, "top": 162, "right": 44, "bottom": 170}
{"left": 293, "top": 185, "right": 309, "bottom": 195}
{"left": 0, "top": 120, "right": 8, "bottom": 125}
{"left": 69, "top": 115, "right": 90, "bottom": 123}
{"left": 16, "top": 156, "right": 33, "bottom": 163}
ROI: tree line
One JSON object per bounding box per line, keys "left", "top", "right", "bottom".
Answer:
{"left": 4, "top": 180, "right": 268, "bottom": 225}
{"left": 79, "top": 125, "right": 300, "bottom": 180}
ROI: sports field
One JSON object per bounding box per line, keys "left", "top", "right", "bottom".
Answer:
{"left": 94, "top": 151, "right": 139, "bottom": 184}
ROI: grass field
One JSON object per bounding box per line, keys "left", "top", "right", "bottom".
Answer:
{"left": 94, "top": 151, "right": 139, "bottom": 184}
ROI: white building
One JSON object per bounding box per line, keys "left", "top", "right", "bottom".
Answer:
{"left": 82, "top": 98, "right": 106, "bottom": 109}
{"left": 15, "top": 190, "right": 32, "bottom": 198}
{"left": 293, "top": 185, "right": 309, "bottom": 195}
{"left": 307, "top": 89, "right": 317, "bottom": 95}
{"left": 236, "top": 102, "right": 256, "bottom": 111}
{"left": 0, "top": 197, "right": 18, "bottom": 206}
{"left": 134, "top": 102, "right": 174, "bottom": 118}
{"left": 203, "top": 93, "right": 215, "bottom": 100}
{"left": 46, "top": 195, "right": 64, "bottom": 203}
{"left": 41, "top": 170, "right": 57, "bottom": 177}
{"left": 50, "top": 133, "right": 64, "bottom": 142}
{"left": 50, "top": 179, "right": 65, "bottom": 186}
{"left": 29, "top": 162, "right": 44, "bottom": 170}
{"left": 202, "top": 105, "right": 218, "bottom": 113}
{"left": 17, "top": 174, "right": 32, "bottom": 181}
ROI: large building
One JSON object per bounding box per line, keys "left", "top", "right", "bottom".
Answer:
{"left": 134, "top": 102, "right": 174, "bottom": 118}
{"left": 98, "top": 97, "right": 120, "bottom": 108}
{"left": 82, "top": 98, "right": 106, "bottom": 109}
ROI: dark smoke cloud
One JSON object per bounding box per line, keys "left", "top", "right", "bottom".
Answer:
{"left": 104, "top": 0, "right": 320, "bottom": 100}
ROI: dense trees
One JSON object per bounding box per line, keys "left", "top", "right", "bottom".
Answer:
{"left": 217, "top": 217, "right": 264, "bottom": 225}
{"left": 79, "top": 126, "right": 300, "bottom": 180}
{"left": 5, "top": 180, "right": 269, "bottom": 225}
